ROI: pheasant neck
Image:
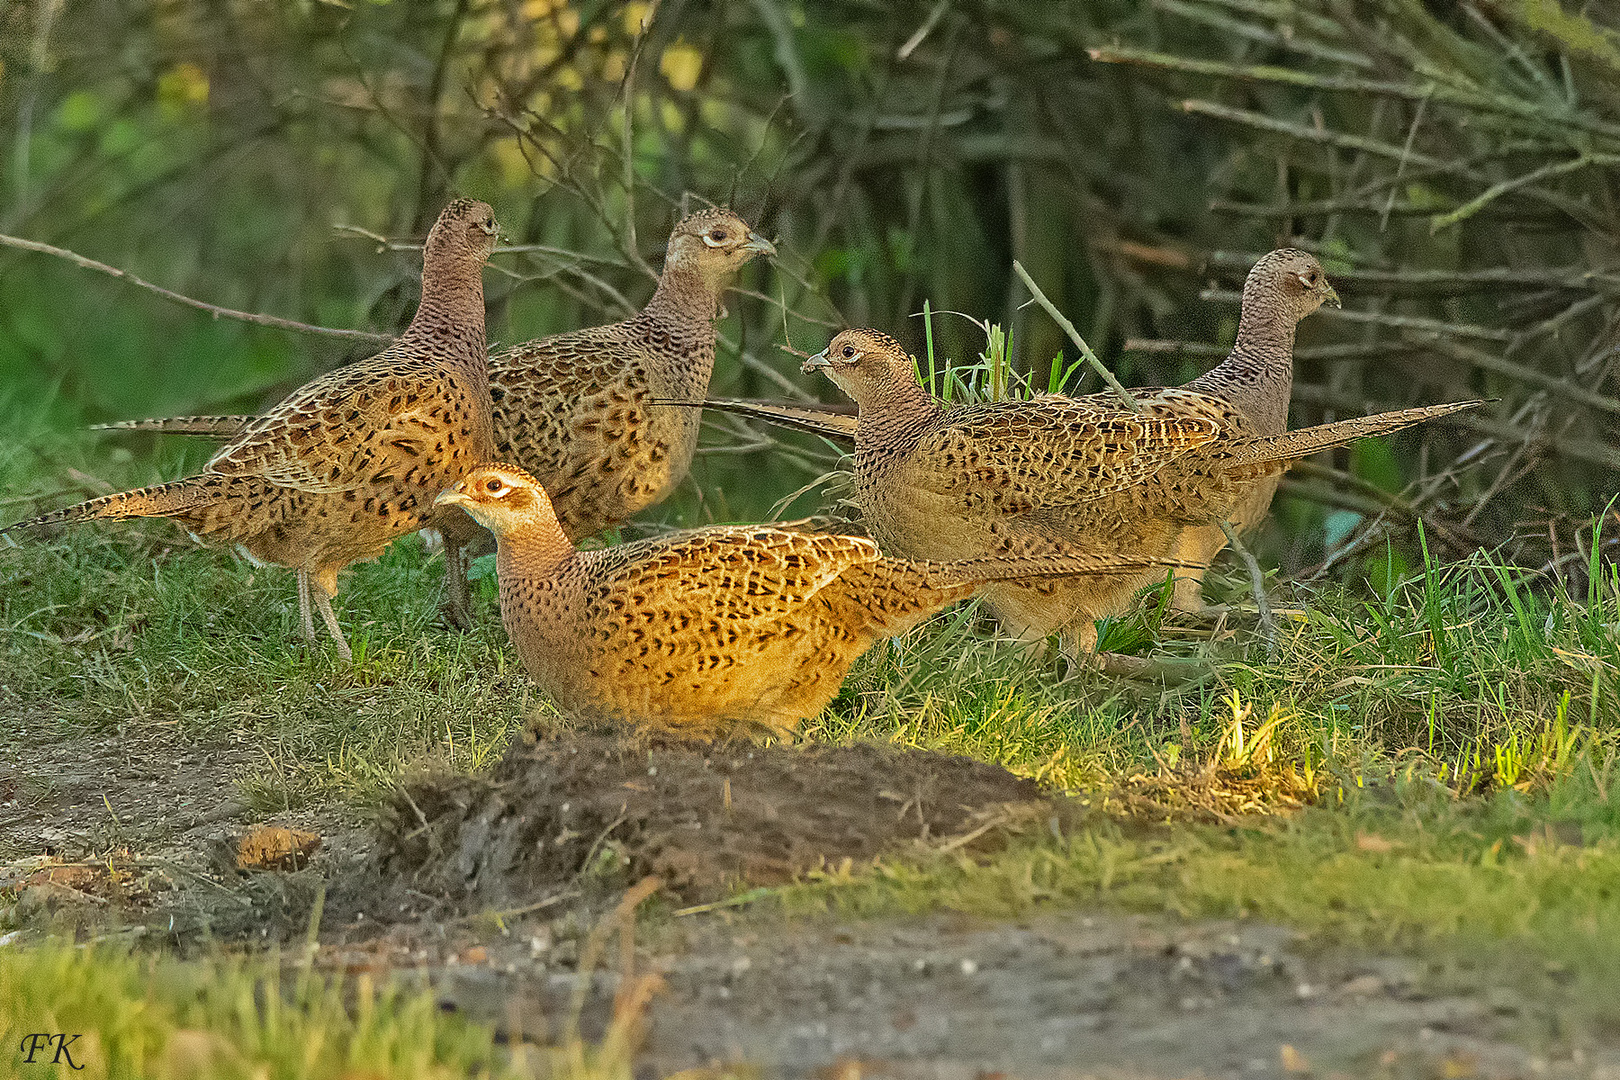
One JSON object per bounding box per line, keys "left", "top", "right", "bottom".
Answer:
{"left": 496, "top": 525, "right": 575, "bottom": 581}
{"left": 855, "top": 381, "right": 943, "bottom": 454}
{"left": 642, "top": 265, "right": 723, "bottom": 327}
{"left": 634, "top": 265, "right": 723, "bottom": 397}
{"left": 408, "top": 256, "right": 489, "bottom": 370}
{"left": 1233, "top": 298, "right": 1298, "bottom": 363}
{"left": 1194, "top": 303, "right": 1297, "bottom": 430}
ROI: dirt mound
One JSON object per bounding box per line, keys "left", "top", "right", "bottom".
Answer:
{"left": 375, "top": 733, "right": 1046, "bottom": 908}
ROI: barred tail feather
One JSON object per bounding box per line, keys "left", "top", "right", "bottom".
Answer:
{"left": 2, "top": 478, "right": 211, "bottom": 535}
{"left": 1225, "top": 400, "right": 1485, "bottom": 468}
{"left": 923, "top": 551, "right": 1187, "bottom": 587}
{"left": 91, "top": 414, "right": 255, "bottom": 438}
{"left": 655, "top": 397, "right": 859, "bottom": 442}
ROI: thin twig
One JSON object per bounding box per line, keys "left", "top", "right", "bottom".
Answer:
{"left": 1198, "top": 288, "right": 1513, "bottom": 342}
{"left": 0, "top": 233, "right": 390, "bottom": 344}
{"left": 1011, "top": 260, "right": 1139, "bottom": 412}
{"left": 1431, "top": 154, "right": 1620, "bottom": 232}
{"left": 1219, "top": 520, "right": 1276, "bottom": 657}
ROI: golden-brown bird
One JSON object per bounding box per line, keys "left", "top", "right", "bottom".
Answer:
{"left": 435, "top": 463, "right": 1177, "bottom": 734}
{"left": 4, "top": 199, "right": 502, "bottom": 659}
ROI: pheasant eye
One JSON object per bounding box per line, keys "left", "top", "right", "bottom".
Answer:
{"left": 709, "top": 229, "right": 728, "bottom": 242}
{"left": 841, "top": 345, "right": 856, "bottom": 359}
{"left": 485, "top": 479, "right": 504, "bottom": 494}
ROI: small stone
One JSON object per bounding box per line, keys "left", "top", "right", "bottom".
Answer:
{"left": 235, "top": 825, "right": 321, "bottom": 872}
{"left": 1340, "top": 973, "right": 1384, "bottom": 997}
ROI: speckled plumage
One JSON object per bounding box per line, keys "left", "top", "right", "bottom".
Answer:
{"left": 808, "top": 308, "right": 1479, "bottom": 656}
{"left": 1147, "top": 249, "right": 1336, "bottom": 612}
{"left": 436, "top": 464, "right": 1171, "bottom": 735}
{"left": 426, "top": 208, "right": 774, "bottom": 625}
{"left": 4, "top": 198, "right": 501, "bottom": 659}
{"left": 90, "top": 208, "right": 775, "bottom": 630}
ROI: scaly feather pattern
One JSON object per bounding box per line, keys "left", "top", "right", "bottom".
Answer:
{"left": 5, "top": 198, "right": 502, "bottom": 659}
{"left": 436, "top": 464, "right": 1174, "bottom": 735}
{"left": 428, "top": 208, "right": 774, "bottom": 626}
{"left": 84, "top": 209, "right": 774, "bottom": 633}
{"left": 805, "top": 276, "right": 1479, "bottom": 657}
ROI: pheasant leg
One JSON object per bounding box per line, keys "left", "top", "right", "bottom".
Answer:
{"left": 438, "top": 532, "right": 474, "bottom": 631}
{"left": 311, "top": 586, "right": 354, "bottom": 662}
{"left": 297, "top": 570, "right": 317, "bottom": 646}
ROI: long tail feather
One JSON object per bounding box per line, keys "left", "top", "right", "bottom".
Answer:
{"left": 91, "top": 414, "right": 255, "bottom": 438}
{"left": 2, "top": 478, "right": 211, "bottom": 535}
{"left": 655, "top": 397, "right": 860, "bottom": 442}
{"left": 922, "top": 550, "right": 1191, "bottom": 586}
{"left": 1224, "top": 400, "right": 1485, "bottom": 468}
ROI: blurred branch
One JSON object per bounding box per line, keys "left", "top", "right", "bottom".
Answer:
{"left": 413, "top": 0, "right": 472, "bottom": 231}
{"left": 0, "top": 233, "right": 392, "bottom": 344}
{"left": 1198, "top": 289, "right": 1514, "bottom": 342}
{"left": 1087, "top": 44, "right": 1620, "bottom": 140}
{"left": 1417, "top": 336, "right": 1620, "bottom": 416}
{"left": 1291, "top": 382, "right": 1620, "bottom": 471}
{"left": 1284, "top": 460, "right": 1480, "bottom": 546}
{"left": 1430, "top": 153, "right": 1620, "bottom": 232}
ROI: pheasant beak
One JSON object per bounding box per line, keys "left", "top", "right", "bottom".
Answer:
{"left": 1320, "top": 280, "right": 1342, "bottom": 309}
{"left": 743, "top": 231, "right": 777, "bottom": 257}
{"left": 801, "top": 347, "right": 832, "bottom": 375}
{"left": 434, "top": 483, "right": 471, "bottom": 510}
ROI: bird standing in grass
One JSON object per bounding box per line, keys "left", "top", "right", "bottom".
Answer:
{"left": 431, "top": 207, "right": 776, "bottom": 626}
{"left": 806, "top": 311, "right": 1480, "bottom": 659}
{"left": 1145, "top": 248, "right": 1342, "bottom": 614}
{"left": 2, "top": 198, "right": 502, "bottom": 660}
{"left": 435, "top": 463, "right": 1176, "bottom": 735}
{"left": 100, "top": 207, "right": 776, "bottom": 629}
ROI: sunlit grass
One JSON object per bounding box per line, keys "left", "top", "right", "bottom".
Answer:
{"left": 4, "top": 399, "right": 1620, "bottom": 1042}
{"left": 0, "top": 944, "right": 525, "bottom": 1080}
{"left": 5, "top": 460, "right": 1616, "bottom": 811}
{"left": 1, "top": 514, "right": 528, "bottom": 813}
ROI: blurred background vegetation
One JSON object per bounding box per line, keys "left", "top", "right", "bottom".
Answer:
{"left": 2, "top": 0, "right": 1617, "bottom": 590}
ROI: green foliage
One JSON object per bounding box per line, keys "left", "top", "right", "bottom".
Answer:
{"left": 4, "top": 0, "right": 1615, "bottom": 575}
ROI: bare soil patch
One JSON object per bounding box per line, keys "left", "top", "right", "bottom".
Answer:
{"left": 8, "top": 722, "right": 1620, "bottom": 1077}
{"left": 0, "top": 720, "right": 365, "bottom": 943}
{"left": 373, "top": 732, "right": 1045, "bottom": 910}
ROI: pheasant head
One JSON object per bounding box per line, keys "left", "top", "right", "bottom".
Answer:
{"left": 1243, "top": 248, "right": 1341, "bottom": 327}
{"left": 426, "top": 198, "right": 502, "bottom": 267}
{"left": 436, "top": 463, "right": 564, "bottom": 542}
{"left": 662, "top": 208, "right": 776, "bottom": 295}
{"left": 802, "top": 328, "right": 927, "bottom": 412}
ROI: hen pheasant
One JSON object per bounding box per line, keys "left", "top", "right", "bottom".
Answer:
{"left": 804, "top": 320, "right": 1481, "bottom": 657}
{"left": 3, "top": 198, "right": 502, "bottom": 660}
{"left": 435, "top": 463, "right": 1177, "bottom": 735}
{"left": 1154, "top": 248, "right": 1341, "bottom": 613}
{"left": 97, "top": 207, "right": 775, "bottom": 629}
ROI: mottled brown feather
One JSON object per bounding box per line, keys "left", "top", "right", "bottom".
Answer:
{"left": 424, "top": 208, "right": 773, "bottom": 625}
{"left": 437, "top": 464, "right": 1173, "bottom": 735}
{"left": 807, "top": 256, "right": 1476, "bottom": 656}
{"left": 4, "top": 198, "right": 501, "bottom": 656}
